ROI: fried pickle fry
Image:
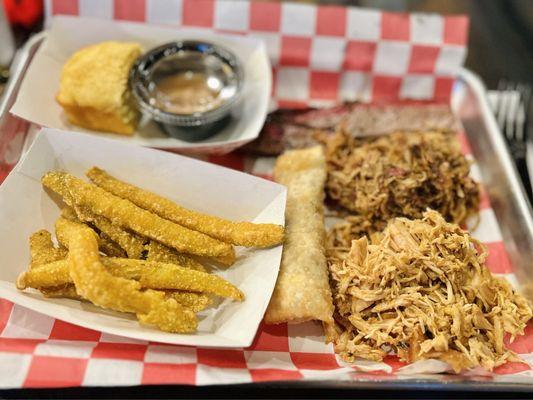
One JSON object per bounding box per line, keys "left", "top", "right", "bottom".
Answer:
{"left": 20, "top": 267, "right": 211, "bottom": 311}
{"left": 144, "top": 241, "right": 211, "bottom": 311}
{"left": 56, "top": 213, "right": 126, "bottom": 257}
{"left": 58, "top": 218, "right": 198, "bottom": 333}
{"left": 17, "top": 259, "right": 70, "bottom": 289}
{"left": 40, "top": 286, "right": 211, "bottom": 311}
{"left": 64, "top": 207, "right": 146, "bottom": 259}
{"left": 41, "top": 285, "right": 82, "bottom": 300}
{"left": 123, "top": 259, "right": 244, "bottom": 301}
{"left": 61, "top": 207, "right": 126, "bottom": 257}
{"left": 29, "top": 230, "right": 67, "bottom": 269}
{"left": 35, "top": 281, "right": 210, "bottom": 311}
{"left": 168, "top": 292, "right": 213, "bottom": 312}
{"left": 146, "top": 240, "right": 205, "bottom": 272}
{"left": 98, "top": 233, "right": 128, "bottom": 257}
{"left": 64, "top": 206, "right": 209, "bottom": 271}
{"left": 17, "top": 257, "right": 244, "bottom": 301}
{"left": 42, "top": 172, "right": 235, "bottom": 262}
{"left": 87, "top": 167, "right": 284, "bottom": 247}
{"left": 65, "top": 207, "right": 206, "bottom": 270}
{"left": 27, "top": 231, "right": 73, "bottom": 298}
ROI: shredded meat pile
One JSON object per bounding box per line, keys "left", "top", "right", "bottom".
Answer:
{"left": 324, "top": 130, "right": 480, "bottom": 240}
{"left": 328, "top": 210, "right": 532, "bottom": 372}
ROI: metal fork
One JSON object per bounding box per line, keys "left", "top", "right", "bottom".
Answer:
{"left": 490, "top": 80, "right": 532, "bottom": 203}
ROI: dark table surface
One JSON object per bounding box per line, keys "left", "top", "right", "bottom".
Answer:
{"left": 1, "top": 384, "right": 533, "bottom": 399}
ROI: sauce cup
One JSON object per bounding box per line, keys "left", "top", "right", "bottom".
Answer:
{"left": 130, "top": 41, "right": 243, "bottom": 141}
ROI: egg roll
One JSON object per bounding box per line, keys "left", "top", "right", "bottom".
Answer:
{"left": 264, "top": 146, "right": 334, "bottom": 324}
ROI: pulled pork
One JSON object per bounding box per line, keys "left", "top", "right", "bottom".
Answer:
{"left": 324, "top": 130, "right": 480, "bottom": 240}
{"left": 328, "top": 210, "right": 532, "bottom": 372}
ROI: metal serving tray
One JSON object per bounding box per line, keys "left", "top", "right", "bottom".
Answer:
{"left": 0, "top": 32, "right": 532, "bottom": 393}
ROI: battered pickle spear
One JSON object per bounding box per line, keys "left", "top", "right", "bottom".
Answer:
{"left": 63, "top": 207, "right": 205, "bottom": 270}
{"left": 57, "top": 218, "right": 198, "bottom": 333}
{"left": 87, "top": 167, "right": 284, "bottom": 247}
{"left": 29, "top": 230, "right": 67, "bottom": 269}
{"left": 17, "top": 257, "right": 244, "bottom": 301}
{"left": 42, "top": 171, "right": 235, "bottom": 263}
{"left": 28, "top": 230, "right": 79, "bottom": 299}
{"left": 62, "top": 207, "right": 145, "bottom": 259}
{"left": 57, "top": 212, "right": 126, "bottom": 257}
{"left": 145, "top": 240, "right": 205, "bottom": 272}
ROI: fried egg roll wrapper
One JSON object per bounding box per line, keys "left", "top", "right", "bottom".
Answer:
{"left": 87, "top": 167, "right": 284, "bottom": 247}
{"left": 265, "top": 146, "right": 334, "bottom": 325}
{"left": 42, "top": 171, "right": 235, "bottom": 262}
{"left": 56, "top": 218, "right": 198, "bottom": 333}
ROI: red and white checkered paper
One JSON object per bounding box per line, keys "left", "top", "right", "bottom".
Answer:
{"left": 0, "top": 0, "right": 469, "bottom": 182}
{"left": 43, "top": 0, "right": 468, "bottom": 107}
{"left": 0, "top": 0, "right": 531, "bottom": 390}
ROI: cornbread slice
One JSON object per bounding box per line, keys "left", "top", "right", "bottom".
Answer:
{"left": 57, "top": 41, "right": 142, "bottom": 135}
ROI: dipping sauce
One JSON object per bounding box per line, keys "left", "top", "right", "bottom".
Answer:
{"left": 130, "top": 40, "right": 243, "bottom": 141}
{"left": 149, "top": 71, "right": 223, "bottom": 115}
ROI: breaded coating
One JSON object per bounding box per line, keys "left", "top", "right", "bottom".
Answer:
{"left": 145, "top": 241, "right": 210, "bottom": 311}
{"left": 87, "top": 167, "right": 284, "bottom": 247}
{"left": 41, "top": 285, "right": 82, "bottom": 300}
{"left": 27, "top": 230, "right": 73, "bottom": 299}
{"left": 18, "top": 258, "right": 244, "bottom": 301}
{"left": 98, "top": 233, "right": 128, "bottom": 258}
{"left": 56, "top": 214, "right": 126, "bottom": 257}
{"left": 265, "top": 146, "right": 334, "bottom": 325}
{"left": 42, "top": 171, "right": 235, "bottom": 262}
{"left": 58, "top": 218, "right": 198, "bottom": 333}
{"left": 63, "top": 207, "right": 204, "bottom": 270}
{"left": 57, "top": 41, "right": 141, "bottom": 135}
{"left": 129, "top": 260, "right": 244, "bottom": 301}
{"left": 64, "top": 206, "right": 146, "bottom": 259}
{"left": 17, "top": 260, "right": 70, "bottom": 288}
{"left": 146, "top": 240, "right": 205, "bottom": 272}
{"left": 29, "top": 230, "right": 67, "bottom": 269}
{"left": 169, "top": 292, "right": 213, "bottom": 312}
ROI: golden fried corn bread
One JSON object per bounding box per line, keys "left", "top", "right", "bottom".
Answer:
{"left": 57, "top": 41, "right": 142, "bottom": 135}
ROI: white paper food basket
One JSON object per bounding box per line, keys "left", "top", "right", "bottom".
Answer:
{"left": 0, "top": 128, "right": 286, "bottom": 348}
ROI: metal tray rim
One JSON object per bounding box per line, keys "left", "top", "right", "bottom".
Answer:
{"left": 0, "top": 33, "right": 531, "bottom": 392}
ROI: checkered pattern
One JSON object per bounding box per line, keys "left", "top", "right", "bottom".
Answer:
{"left": 0, "top": 0, "right": 531, "bottom": 390}
{"left": 0, "top": 0, "right": 468, "bottom": 183}
{"left": 0, "top": 123, "right": 531, "bottom": 388}
{"left": 43, "top": 0, "right": 468, "bottom": 107}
